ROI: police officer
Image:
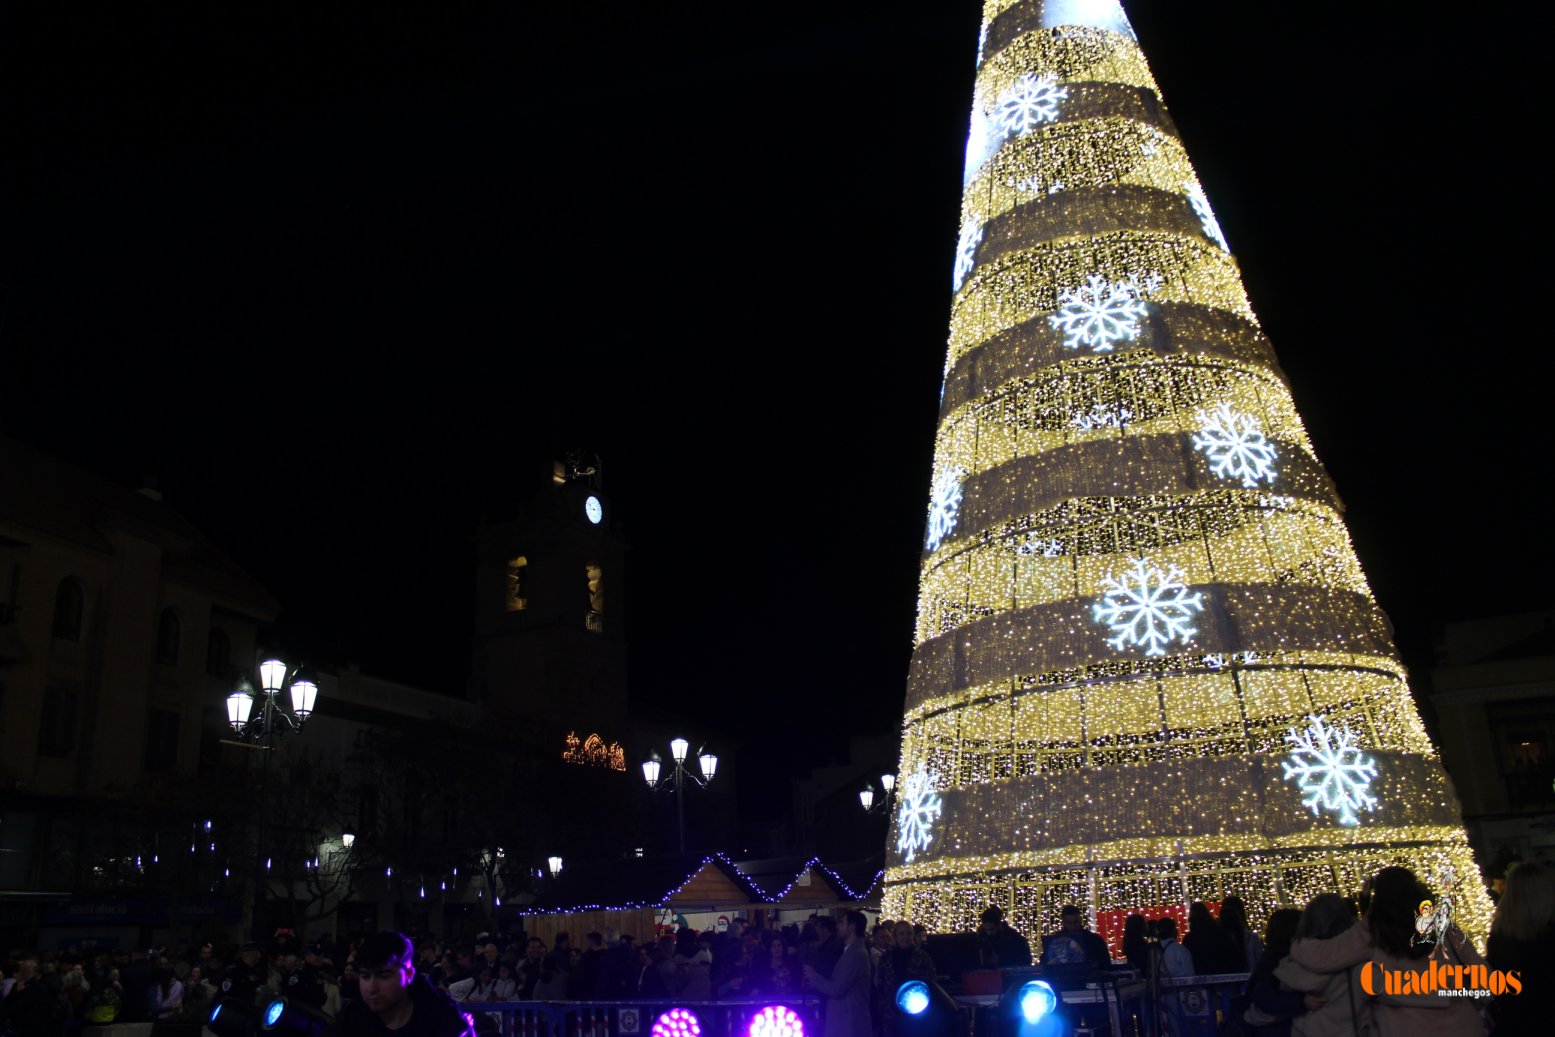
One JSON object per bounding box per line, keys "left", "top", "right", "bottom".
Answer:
{"left": 284, "top": 944, "right": 329, "bottom": 1010}
{"left": 217, "top": 944, "right": 267, "bottom": 1005}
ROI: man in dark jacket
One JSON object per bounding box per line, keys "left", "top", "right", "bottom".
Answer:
{"left": 978, "top": 906, "right": 1033, "bottom": 967}
{"left": 331, "top": 932, "right": 473, "bottom": 1037}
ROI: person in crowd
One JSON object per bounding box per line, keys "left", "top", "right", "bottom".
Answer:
{"left": 1153, "top": 917, "right": 1194, "bottom": 979}
{"left": 183, "top": 966, "right": 213, "bottom": 1017}
{"left": 1, "top": 959, "right": 57, "bottom": 1037}
{"left": 86, "top": 967, "right": 125, "bottom": 1024}
{"left": 670, "top": 929, "right": 711, "bottom": 1000}
{"left": 330, "top": 932, "right": 473, "bottom": 1037}
{"left": 1122, "top": 914, "right": 1151, "bottom": 973}
{"left": 637, "top": 945, "right": 671, "bottom": 999}
{"left": 147, "top": 966, "right": 183, "bottom": 1020}
{"left": 978, "top": 905, "right": 1033, "bottom": 967}
{"left": 489, "top": 964, "right": 516, "bottom": 1002}
{"left": 1487, "top": 859, "right": 1555, "bottom": 1036}
{"left": 1183, "top": 902, "right": 1242, "bottom": 975}
{"left": 750, "top": 932, "right": 796, "bottom": 997}
{"left": 875, "top": 921, "right": 935, "bottom": 1037}
{"left": 1041, "top": 904, "right": 1110, "bottom": 969}
{"left": 803, "top": 911, "right": 872, "bottom": 1037}
{"left": 1221, "top": 896, "right": 1263, "bottom": 972}
{"left": 1286, "top": 867, "right": 1483, "bottom": 1037}
{"left": 594, "top": 927, "right": 635, "bottom": 1000}
{"left": 517, "top": 941, "right": 545, "bottom": 999}
{"left": 568, "top": 933, "right": 602, "bottom": 1000}
{"left": 809, "top": 917, "right": 843, "bottom": 980}
{"left": 544, "top": 935, "right": 571, "bottom": 979}
{"left": 1272, "top": 894, "right": 1367, "bottom": 1037}
{"left": 1240, "top": 908, "right": 1305, "bottom": 1037}
{"left": 218, "top": 944, "right": 268, "bottom": 1006}
{"left": 712, "top": 941, "right": 747, "bottom": 999}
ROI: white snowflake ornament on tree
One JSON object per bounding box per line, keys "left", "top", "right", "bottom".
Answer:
{"left": 1282, "top": 715, "right": 1379, "bottom": 827}
{"left": 925, "top": 467, "right": 965, "bottom": 552}
{"left": 953, "top": 219, "right": 983, "bottom": 292}
{"left": 1049, "top": 275, "right": 1153, "bottom": 352}
{"left": 1192, "top": 403, "right": 1279, "bottom": 487}
{"left": 993, "top": 73, "right": 1068, "bottom": 137}
{"left": 1093, "top": 558, "right": 1205, "bottom": 656}
{"left": 1185, "top": 180, "right": 1230, "bottom": 252}
{"left": 895, "top": 764, "right": 944, "bottom": 863}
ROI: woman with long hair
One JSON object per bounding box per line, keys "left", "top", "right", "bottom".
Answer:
{"left": 1275, "top": 894, "right": 1368, "bottom": 1037}
{"left": 1287, "top": 867, "right": 1482, "bottom": 1036}
{"left": 1487, "top": 859, "right": 1555, "bottom": 1036}
{"left": 148, "top": 967, "right": 182, "bottom": 1020}
{"left": 1220, "top": 896, "right": 1263, "bottom": 972}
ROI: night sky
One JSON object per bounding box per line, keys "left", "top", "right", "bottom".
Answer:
{"left": 10, "top": 3, "right": 1547, "bottom": 804}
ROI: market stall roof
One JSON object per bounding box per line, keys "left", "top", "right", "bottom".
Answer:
{"left": 521, "top": 853, "right": 763, "bottom": 915}
{"left": 816, "top": 858, "right": 886, "bottom": 903}
{"left": 735, "top": 856, "right": 854, "bottom": 907}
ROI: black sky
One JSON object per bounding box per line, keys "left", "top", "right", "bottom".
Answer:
{"left": 9, "top": 3, "right": 1547, "bottom": 795}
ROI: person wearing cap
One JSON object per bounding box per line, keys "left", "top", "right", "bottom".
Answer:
{"left": 217, "top": 945, "right": 267, "bottom": 1006}
{"left": 330, "top": 932, "right": 473, "bottom": 1037}
{"left": 283, "top": 945, "right": 329, "bottom": 1012}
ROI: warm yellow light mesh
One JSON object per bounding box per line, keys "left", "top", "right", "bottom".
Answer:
{"left": 883, "top": 0, "right": 1491, "bottom": 948}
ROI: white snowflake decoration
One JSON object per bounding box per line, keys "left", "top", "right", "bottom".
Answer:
{"left": 895, "top": 764, "right": 944, "bottom": 863}
{"left": 1049, "top": 275, "right": 1153, "bottom": 352}
{"left": 925, "top": 467, "right": 965, "bottom": 552}
{"left": 953, "top": 219, "right": 983, "bottom": 292}
{"left": 1282, "top": 715, "right": 1379, "bottom": 827}
{"left": 1185, "top": 180, "right": 1230, "bottom": 252}
{"left": 1192, "top": 403, "right": 1279, "bottom": 487}
{"left": 1071, "top": 402, "right": 1132, "bottom": 431}
{"left": 1093, "top": 557, "right": 1205, "bottom": 656}
{"left": 993, "top": 73, "right": 1068, "bottom": 137}
{"left": 1017, "top": 534, "right": 1063, "bottom": 557}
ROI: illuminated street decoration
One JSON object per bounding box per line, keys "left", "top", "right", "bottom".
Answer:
{"left": 884, "top": 0, "right": 1491, "bottom": 947}
{"left": 1093, "top": 558, "right": 1204, "bottom": 656}
{"left": 1282, "top": 715, "right": 1379, "bottom": 826}
{"left": 1049, "top": 275, "right": 1154, "bottom": 352}
{"left": 924, "top": 467, "right": 964, "bottom": 552}
{"left": 1186, "top": 180, "right": 1230, "bottom": 252}
{"left": 1192, "top": 403, "right": 1279, "bottom": 487}
{"left": 562, "top": 731, "right": 627, "bottom": 772}
{"left": 994, "top": 73, "right": 1069, "bottom": 137}
{"left": 953, "top": 220, "right": 983, "bottom": 293}
{"left": 895, "top": 765, "right": 943, "bottom": 863}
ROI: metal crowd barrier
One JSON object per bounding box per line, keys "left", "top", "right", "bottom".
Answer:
{"left": 461, "top": 997, "right": 824, "bottom": 1037}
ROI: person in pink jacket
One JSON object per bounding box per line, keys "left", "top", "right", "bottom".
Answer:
{"left": 1285, "top": 868, "right": 1484, "bottom": 1037}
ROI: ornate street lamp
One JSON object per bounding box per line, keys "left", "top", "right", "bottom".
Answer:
{"left": 641, "top": 737, "right": 718, "bottom": 853}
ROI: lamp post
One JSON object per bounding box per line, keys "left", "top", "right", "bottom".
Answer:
{"left": 859, "top": 772, "right": 896, "bottom": 813}
{"left": 641, "top": 737, "right": 718, "bottom": 853}
{"left": 225, "top": 657, "right": 318, "bottom": 936}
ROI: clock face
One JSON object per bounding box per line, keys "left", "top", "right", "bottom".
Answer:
{"left": 584, "top": 495, "right": 603, "bottom": 524}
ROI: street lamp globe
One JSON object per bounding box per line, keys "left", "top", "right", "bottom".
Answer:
{"left": 698, "top": 751, "right": 718, "bottom": 782}
{"left": 259, "top": 658, "right": 288, "bottom": 695}
{"left": 642, "top": 755, "right": 662, "bottom": 788}
{"left": 227, "top": 690, "right": 255, "bottom": 731}
{"left": 881, "top": 773, "right": 895, "bottom": 794}
{"left": 547, "top": 856, "right": 563, "bottom": 878}
{"left": 859, "top": 786, "right": 875, "bottom": 811}
{"left": 670, "top": 737, "right": 690, "bottom": 764}
{"left": 290, "top": 678, "right": 318, "bottom": 719}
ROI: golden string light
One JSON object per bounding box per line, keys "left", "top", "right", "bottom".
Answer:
{"left": 886, "top": 0, "right": 1493, "bottom": 949}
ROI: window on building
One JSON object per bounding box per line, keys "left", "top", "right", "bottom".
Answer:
{"left": 206, "top": 627, "right": 231, "bottom": 677}
{"left": 585, "top": 561, "right": 604, "bottom": 632}
{"left": 145, "top": 709, "right": 180, "bottom": 771}
{"left": 505, "top": 556, "right": 529, "bottom": 612}
{"left": 37, "top": 686, "right": 80, "bottom": 757}
{"left": 1488, "top": 698, "right": 1555, "bottom": 807}
{"left": 156, "top": 609, "right": 181, "bottom": 665}
{"left": 52, "top": 578, "right": 83, "bottom": 640}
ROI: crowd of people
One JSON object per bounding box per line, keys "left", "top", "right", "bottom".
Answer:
{"left": 5, "top": 867, "right": 1552, "bottom": 1037}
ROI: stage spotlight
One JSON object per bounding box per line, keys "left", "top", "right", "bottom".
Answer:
{"left": 897, "top": 981, "right": 931, "bottom": 1016}
{"left": 652, "top": 1007, "right": 702, "bottom": 1037}
{"left": 1017, "top": 981, "right": 1057, "bottom": 1024}
{"left": 208, "top": 996, "right": 262, "bottom": 1037}
{"left": 260, "top": 996, "right": 330, "bottom": 1037}
{"left": 747, "top": 1004, "right": 805, "bottom": 1037}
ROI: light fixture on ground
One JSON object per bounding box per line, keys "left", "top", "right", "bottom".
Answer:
{"left": 642, "top": 736, "right": 718, "bottom": 853}
{"left": 224, "top": 656, "right": 320, "bottom": 937}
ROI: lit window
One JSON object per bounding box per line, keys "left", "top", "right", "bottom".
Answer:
{"left": 506, "top": 556, "right": 528, "bottom": 612}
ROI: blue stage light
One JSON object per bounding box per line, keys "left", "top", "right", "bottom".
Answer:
{"left": 264, "top": 1000, "right": 287, "bottom": 1028}
{"left": 1018, "top": 980, "right": 1057, "bottom": 1024}
{"left": 897, "top": 981, "right": 931, "bottom": 1016}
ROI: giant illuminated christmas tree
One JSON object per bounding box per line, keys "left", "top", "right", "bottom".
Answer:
{"left": 881, "top": 0, "right": 1492, "bottom": 944}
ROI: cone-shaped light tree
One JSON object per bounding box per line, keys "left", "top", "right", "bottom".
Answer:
{"left": 882, "top": 0, "right": 1491, "bottom": 946}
